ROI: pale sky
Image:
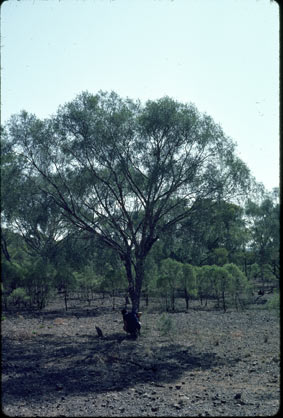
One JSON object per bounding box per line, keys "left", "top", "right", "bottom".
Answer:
{"left": 1, "top": 0, "right": 279, "bottom": 191}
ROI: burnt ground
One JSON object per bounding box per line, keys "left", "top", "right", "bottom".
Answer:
{"left": 1, "top": 295, "right": 280, "bottom": 417}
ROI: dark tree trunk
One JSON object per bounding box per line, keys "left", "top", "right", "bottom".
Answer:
{"left": 244, "top": 256, "right": 248, "bottom": 277}
{"left": 64, "top": 290, "right": 68, "bottom": 311}
{"left": 184, "top": 288, "right": 189, "bottom": 310}
{"left": 171, "top": 290, "right": 175, "bottom": 311}
{"left": 122, "top": 235, "right": 156, "bottom": 312}
{"left": 222, "top": 290, "right": 226, "bottom": 313}
{"left": 1, "top": 235, "right": 11, "bottom": 262}
{"left": 145, "top": 291, "right": 149, "bottom": 307}
{"left": 112, "top": 290, "right": 115, "bottom": 310}
{"left": 122, "top": 253, "right": 144, "bottom": 312}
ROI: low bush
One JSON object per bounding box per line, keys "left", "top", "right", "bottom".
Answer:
{"left": 267, "top": 292, "right": 280, "bottom": 316}
{"left": 157, "top": 312, "right": 176, "bottom": 338}
{"left": 7, "top": 287, "right": 30, "bottom": 308}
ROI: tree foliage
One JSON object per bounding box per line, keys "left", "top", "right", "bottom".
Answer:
{"left": 0, "top": 91, "right": 266, "bottom": 310}
{"left": 245, "top": 192, "right": 280, "bottom": 289}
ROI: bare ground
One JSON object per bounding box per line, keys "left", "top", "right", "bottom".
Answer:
{"left": 1, "top": 295, "right": 280, "bottom": 417}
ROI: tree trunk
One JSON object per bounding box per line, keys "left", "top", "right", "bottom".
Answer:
{"left": 244, "top": 257, "right": 248, "bottom": 277}
{"left": 184, "top": 288, "right": 189, "bottom": 310}
{"left": 112, "top": 290, "right": 116, "bottom": 310}
{"left": 165, "top": 295, "right": 169, "bottom": 311}
{"left": 222, "top": 290, "right": 226, "bottom": 313}
{"left": 171, "top": 290, "right": 175, "bottom": 311}
{"left": 124, "top": 255, "right": 144, "bottom": 312}
{"left": 64, "top": 290, "right": 68, "bottom": 311}
{"left": 145, "top": 292, "right": 149, "bottom": 307}
{"left": 260, "top": 263, "right": 265, "bottom": 291}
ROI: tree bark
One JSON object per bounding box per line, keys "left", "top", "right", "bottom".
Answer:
{"left": 222, "top": 290, "right": 226, "bottom": 313}
{"left": 145, "top": 291, "right": 149, "bottom": 307}
{"left": 171, "top": 290, "right": 175, "bottom": 311}
{"left": 185, "top": 288, "right": 189, "bottom": 310}
{"left": 123, "top": 255, "right": 145, "bottom": 312}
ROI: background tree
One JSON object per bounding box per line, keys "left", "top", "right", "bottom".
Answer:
{"left": 3, "top": 91, "right": 251, "bottom": 311}
{"left": 98, "top": 262, "right": 128, "bottom": 310}
{"left": 245, "top": 192, "right": 279, "bottom": 291}
{"left": 195, "top": 266, "right": 211, "bottom": 306}
{"left": 142, "top": 250, "right": 159, "bottom": 307}
{"left": 1, "top": 230, "right": 56, "bottom": 310}
{"left": 223, "top": 263, "right": 253, "bottom": 309}
{"left": 166, "top": 200, "right": 248, "bottom": 267}
{"left": 207, "top": 265, "right": 231, "bottom": 311}
{"left": 158, "top": 258, "right": 182, "bottom": 311}
{"left": 179, "top": 263, "right": 197, "bottom": 309}
{"left": 74, "top": 266, "right": 102, "bottom": 306}
{"left": 210, "top": 247, "right": 229, "bottom": 266}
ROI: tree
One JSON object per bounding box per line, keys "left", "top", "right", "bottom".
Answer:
{"left": 3, "top": 91, "right": 251, "bottom": 311}
{"left": 98, "top": 262, "right": 127, "bottom": 309}
{"left": 157, "top": 258, "right": 182, "bottom": 311}
{"left": 1, "top": 257, "right": 27, "bottom": 309}
{"left": 208, "top": 265, "right": 232, "bottom": 312}
{"left": 245, "top": 193, "right": 280, "bottom": 291}
{"left": 1, "top": 231, "right": 56, "bottom": 310}
{"left": 143, "top": 250, "right": 159, "bottom": 307}
{"left": 195, "top": 264, "right": 232, "bottom": 310}
{"left": 195, "top": 265, "right": 211, "bottom": 306}
{"left": 74, "top": 268, "right": 101, "bottom": 305}
{"left": 223, "top": 263, "right": 252, "bottom": 309}
{"left": 26, "top": 257, "right": 56, "bottom": 309}
{"left": 180, "top": 263, "right": 197, "bottom": 309}
{"left": 210, "top": 247, "right": 228, "bottom": 266}
{"left": 168, "top": 200, "right": 248, "bottom": 267}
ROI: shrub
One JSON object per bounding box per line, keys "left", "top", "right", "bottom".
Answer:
{"left": 158, "top": 258, "right": 182, "bottom": 311}
{"left": 267, "top": 292, "right": 280, "bottom": 316}
{"left": 180, "top": 263, "right": 197, "bottom": 309}
{"left": 224, "top": 263, "right": 253, "bottom": 309}
{"left": 157, "top": 312, "right": 176, "bottom": 337}
{"left": 7, "top": 287, "right": 30, "bottom": 308}
{"left": 195, "top": 265, "right": 211, "bottom": 306}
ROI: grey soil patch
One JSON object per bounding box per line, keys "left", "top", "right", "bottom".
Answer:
{"left": 1, "top": 297, "right": 280, "bottom": 416}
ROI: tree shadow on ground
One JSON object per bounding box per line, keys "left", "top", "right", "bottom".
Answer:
{"left": 2, "top": 330, "right": 238, "bottom": 406}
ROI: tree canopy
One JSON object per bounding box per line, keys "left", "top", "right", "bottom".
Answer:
{"left": 2, "top": 91, "right": 252, "bottom": 310}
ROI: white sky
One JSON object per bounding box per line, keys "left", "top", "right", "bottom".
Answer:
{"left": 1, "top": 0, "right": 279, "bottom": 191}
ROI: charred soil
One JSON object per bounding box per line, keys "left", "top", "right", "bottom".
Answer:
{"left": 1, "top": 296, "right": 280, "bottom": 417}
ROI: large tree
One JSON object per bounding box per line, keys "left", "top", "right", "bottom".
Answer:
{"left": 245, "top": 191, "right": 280, "bottom": 287}
{"left": 3, "top": 91, "right": 251, "bottom": 310}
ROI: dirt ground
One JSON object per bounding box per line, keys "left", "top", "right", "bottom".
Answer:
{"left": 1, "top": 295, "right": 280, "bottom": 417}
